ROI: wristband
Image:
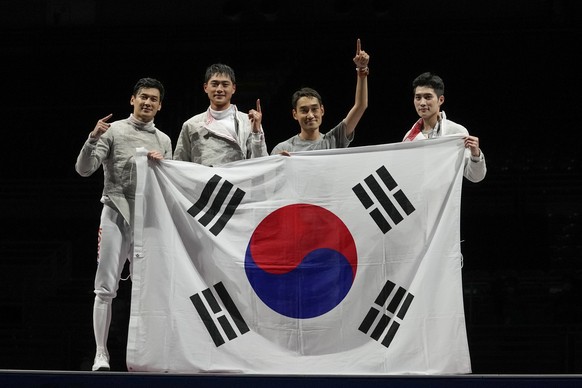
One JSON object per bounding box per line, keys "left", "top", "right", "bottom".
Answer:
{"left": 356, "top": 67, "right": 369, "bottom": 76}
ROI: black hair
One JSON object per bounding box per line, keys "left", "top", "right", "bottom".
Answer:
{"left": 204, "top": 63, "right": 236, "bottom": 84}
{"left": 133, "top": 77, "right": 165, "bottom": 101}
{"left": 291, "top": 87, "right": 323, "bottom": 109}
{"left": 412, "top": 72, "right": 444, "bottom": 97}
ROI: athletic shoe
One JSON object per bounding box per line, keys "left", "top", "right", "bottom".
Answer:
{"left": 92, "top": 352, "right": 110, "bottom": 371}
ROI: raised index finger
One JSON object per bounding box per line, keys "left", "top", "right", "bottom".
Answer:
{"left": 100, "top": 113, "right": 113, "bottom": 123}
{"left": 256, "top": 98, "right": 262, "bottom": 113}
{"left": 356, "top": 38, "right": 361, "bottom": 55}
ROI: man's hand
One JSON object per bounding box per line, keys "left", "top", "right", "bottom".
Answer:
{"left": 464, "top": 135, "right": 481, "bottom": 157}
{"left": 90, "top": 114, "right": 112, "bottom": 140}
{"left": 249, "top": 99, "right": 263, "bottom": 133}
{"left": 147, "top": 150, "right": 164, "bottom": 161}
{"left": 353, "top": 38, "right": 370, "bottom": 69}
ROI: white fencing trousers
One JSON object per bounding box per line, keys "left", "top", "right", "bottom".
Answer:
{"left": 93, "top": 204, "right": 133, "bottom": 353}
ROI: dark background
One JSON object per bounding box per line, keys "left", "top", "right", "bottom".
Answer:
{"left": 1, "top": 0, "right": 581, "bottom": 373}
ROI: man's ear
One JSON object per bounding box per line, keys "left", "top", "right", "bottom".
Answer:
{"left": 320, "top": 104, "right": 325, "bottom": 116}
{"left": 292, "top": 109, "right": 298, "bottom": 121}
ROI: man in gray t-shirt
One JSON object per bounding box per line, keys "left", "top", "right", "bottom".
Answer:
{"left": 271, "top": 39, "right": 370, "bottom": 155}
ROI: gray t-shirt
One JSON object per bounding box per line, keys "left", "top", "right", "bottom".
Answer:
{"left": 270, "top": 121, "right": 353, "bottom": 155}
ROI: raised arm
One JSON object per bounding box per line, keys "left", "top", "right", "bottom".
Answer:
{"left": 75, "top": 114, "right": 112, "bottom": 177}
{"left": 248, "top": 98, "right": 263, "bottom": 133}
{"left": 344, "top": 38, "right": 369, "bottom": 136}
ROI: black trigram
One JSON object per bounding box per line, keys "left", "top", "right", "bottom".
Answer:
{"left": 190, "top": 282, "right": 250, "bottom": 347}
{"left": 187, "top": 174, "right": 245, "bottom": 236}
{"left": 359, "top": 279, "right": 414, "bottom": 348}
{"left": 352, "top": 166, "right": 415, "bottom": 234}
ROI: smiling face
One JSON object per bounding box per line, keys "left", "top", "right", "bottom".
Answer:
{"left": 130, "top": 87, "right": 162, "bottom": 122}
{"left": 204, "top": 73, "right": 236, "bottom": 111}
{"left": 293, "top": 96, "right": 325, "bottom": 135}
{"left": 413, "top": 86, "right": 444, "bottom": 123}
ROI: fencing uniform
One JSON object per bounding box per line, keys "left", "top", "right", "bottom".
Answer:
{"left": 76, "top": 114, "right": 172, "bottom": 370}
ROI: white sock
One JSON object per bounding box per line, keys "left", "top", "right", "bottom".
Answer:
{"left": 93, "top": 296, "right": 112, "bottom": 357}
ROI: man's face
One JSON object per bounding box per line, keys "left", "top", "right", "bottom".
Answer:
{"left": 130, "top": 87, "right": 162, "bottom": 122}
{"left": 292, "top": 96, "right": 324, "bottom": 133}
{"left": 204, "top": 73, "right": 236, "bottom": 111}
{"left": 413, "top": 86, "right": 443, "bottom": 120}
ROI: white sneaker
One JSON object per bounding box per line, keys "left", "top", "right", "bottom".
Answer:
{"left": 92, "top": 352, "right": 110, "bottom": 371}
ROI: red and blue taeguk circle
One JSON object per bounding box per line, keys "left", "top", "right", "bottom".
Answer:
{"left": 245, "top": 204, "right": 357, "bottom": 319}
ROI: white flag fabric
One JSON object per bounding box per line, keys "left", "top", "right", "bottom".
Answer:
{"left": 127, "top": 136, "right": 471, "bottom": 374}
